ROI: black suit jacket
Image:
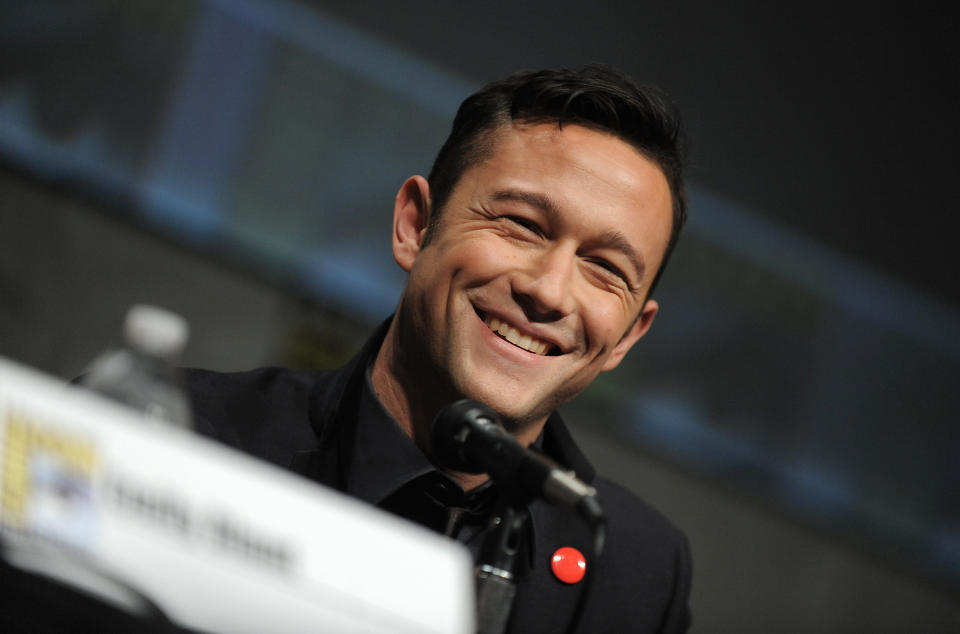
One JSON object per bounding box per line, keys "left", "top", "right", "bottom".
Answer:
{"left": 185, "top": 320, "right": 692, "bottom": 633}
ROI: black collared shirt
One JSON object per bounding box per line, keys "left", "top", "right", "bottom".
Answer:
{"left": 350, "top": 365, "right": 497, "bottom": 554}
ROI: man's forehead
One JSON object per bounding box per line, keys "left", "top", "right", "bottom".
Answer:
{"left": 476, "top": 123, "right": 670, "bottom": 211}
{"left": 477, "top": 121, "right": 667, "bottom": 192}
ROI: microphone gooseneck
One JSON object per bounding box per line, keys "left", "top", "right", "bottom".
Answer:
{"left": 431, "top": 399, "right": 607, "bottom": 634}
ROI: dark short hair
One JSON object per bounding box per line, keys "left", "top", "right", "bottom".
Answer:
{"left": 424, "top": 64, "right": 687, "bottom": 296}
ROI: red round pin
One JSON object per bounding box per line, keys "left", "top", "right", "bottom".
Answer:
{"left": 551, "top": 546, "right": 586, "bottom": 584}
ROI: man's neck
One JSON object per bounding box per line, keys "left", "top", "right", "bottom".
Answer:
{"left": 370, "top": 315, "right": 545, "bottom": 492}
{"left": 369, "top": 317, "right": 427, "bottom": 447}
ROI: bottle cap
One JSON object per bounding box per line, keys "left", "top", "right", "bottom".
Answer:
{"left": 123, "top": 304, "right": 189, "bottom": 359}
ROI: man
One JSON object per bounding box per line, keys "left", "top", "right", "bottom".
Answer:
{"left": 188, "top": 65, "right": 692, "bottom": 633}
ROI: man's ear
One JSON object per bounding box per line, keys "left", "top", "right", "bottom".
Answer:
{"left": 601, "top": 299, "right": 659, "bottom": 372}
{"left": 393, "top": 175, "right": 432, "bottom": 272}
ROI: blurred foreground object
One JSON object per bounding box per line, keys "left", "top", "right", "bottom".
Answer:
{"left": 79, "top": 305, "right": 193, "bottom": 428}
{"left": 0, "top": 356, "right": 474, "bottom": 633}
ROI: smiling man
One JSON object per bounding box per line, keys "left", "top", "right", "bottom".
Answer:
{"left": 188, "top": 66, "right": 691, "bottom": 633}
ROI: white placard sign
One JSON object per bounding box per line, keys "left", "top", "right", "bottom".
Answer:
{"left": 0, "top": 356, "right": 474, "bottom": 633}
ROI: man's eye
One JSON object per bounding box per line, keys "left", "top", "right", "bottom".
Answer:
{"left": 507, "top": 216, "right": 542, "bottom": 234}
{"left": 591, "top": 259, "right": 629, "bottom": 283}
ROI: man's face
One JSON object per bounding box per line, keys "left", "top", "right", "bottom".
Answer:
{"left": 393, "top": 122, "right": 673, "bottom": 430}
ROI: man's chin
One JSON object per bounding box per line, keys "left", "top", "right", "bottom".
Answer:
{"left": 448, "top": 363, "right": 567, "bottom": 433}
{"left": 456, "top": 388, "right": 553, "bottom": 434}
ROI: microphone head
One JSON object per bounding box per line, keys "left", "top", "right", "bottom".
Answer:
{"left": 430, "top": 399, "right": 500, "bottom": 474}
{"left": 431, "top": 399, "right": 595, "bottom": 509}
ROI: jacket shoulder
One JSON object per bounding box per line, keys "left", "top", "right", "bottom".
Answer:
{"left": 592, "top": 476, "right": 692, "bottom": 633}
{"left": 594, "top": 476, "right": 687, "bottom": 550}
{"left": 183, "top": 366, "right": 336, "bottom": 467}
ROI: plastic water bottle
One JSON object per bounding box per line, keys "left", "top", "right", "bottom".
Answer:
{"left": 80, "top": 304, "right": 193, "bottom": 428}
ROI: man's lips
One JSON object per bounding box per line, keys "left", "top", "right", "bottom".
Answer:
{"left": 476, "top": 310, "right": 560, "bottom": 356}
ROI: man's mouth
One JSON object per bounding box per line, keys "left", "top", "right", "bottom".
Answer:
{"left": 479, "top": 312, "right": 558, "bottom": 356}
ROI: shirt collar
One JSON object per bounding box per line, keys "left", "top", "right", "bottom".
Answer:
{"left": 343, "top": 361, "right": 436, "bottom": 505}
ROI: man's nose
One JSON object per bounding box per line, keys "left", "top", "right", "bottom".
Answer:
{"left": 511, "top": 246, "right": 577, "bottom": 321}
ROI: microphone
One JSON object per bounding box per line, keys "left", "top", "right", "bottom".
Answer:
{"left": 430, "top": 400, "right": 598, "bottom": 509}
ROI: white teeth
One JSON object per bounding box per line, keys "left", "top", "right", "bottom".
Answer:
{"left": 482, "top": 314, "right": 551, "bottom": 355}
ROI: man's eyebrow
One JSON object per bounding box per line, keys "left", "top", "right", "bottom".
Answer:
{"left": 491, "top": 189, "right": 561, "bottom": 217}
{"left": 491, "top": 189, "right": 646, "bottom": 286}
